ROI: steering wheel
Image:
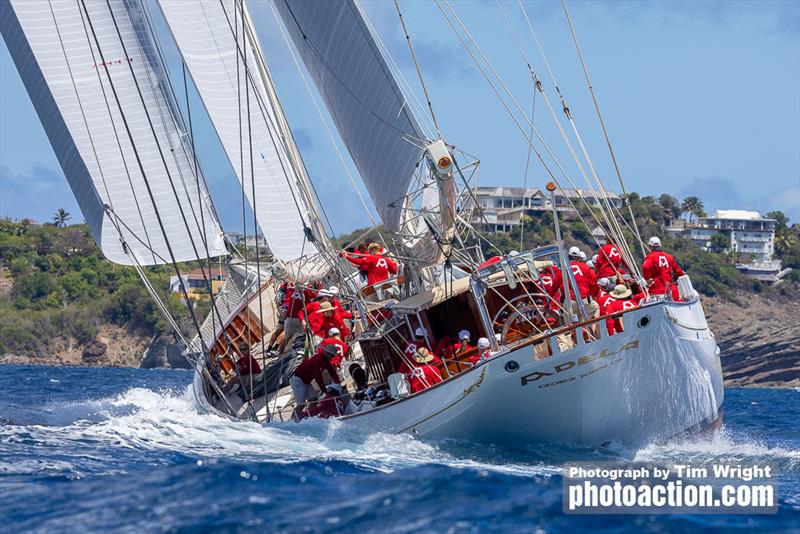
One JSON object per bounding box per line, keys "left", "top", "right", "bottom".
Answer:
{"left": 491, "top": 293, "right": 558, "bottom": 344}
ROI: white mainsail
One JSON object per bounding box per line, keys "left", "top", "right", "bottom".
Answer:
{"left": 158, "top": 0, "right": 324, "bottom": 262}
{"left": 273, "top": 0, "right": 427, "bottom": 232}
{"left": 0, "top": 0, "right": 227, "bottom": 266}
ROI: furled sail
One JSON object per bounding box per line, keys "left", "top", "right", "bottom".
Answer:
{"left": 158, "top": 0, "right": 324, "bottom": 262}
{"left": 0, "top": 0, "right": 227, "bottom": 266}
{"left": 274, "top": 0, "right": 426, "bottom": 231}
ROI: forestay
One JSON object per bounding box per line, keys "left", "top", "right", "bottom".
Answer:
{"left": 274, "top": 0, "right": 426, "bottom": 231}
{"left": 158, "top": 0, "right": 322, "bottom": 262}
{"left": 0, "top": 0, "right": 226, "bottom": 266}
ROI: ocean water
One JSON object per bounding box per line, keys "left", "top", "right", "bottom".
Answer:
{"left": 0, "top": 365, "right": 797, "bottom": 533}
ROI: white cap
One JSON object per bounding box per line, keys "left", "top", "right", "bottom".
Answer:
{"left": 327, "top": 285, "right": 340, "bottom": 295}
{"left": 568, "top": 246, "right": 581, "bottom": 258}
{"left": 317, "top": 288, "right": 333, "bottom": 297}
{"left": 509, "top": 250, "right": 520, "bottom": 256}
{"left": 592, "top": 254, "right": 598, "bottom": 262}
{"left": 598, "top": 277, "right": 612, "bottom": 288}
{"left": 495, "top": 333, "right": 502, "bottom": 342}
{"left": 586, "top": 260, "right": 595, "bottom": 269}
{"left": 477, "top": 337, "right": 491, "bottom": 349}
{"left": 328, "top": 327, "right": 340, "bottom": 336}
{"left": 648, "top": 236, "right": 662, "bottom": 248}
{"left": 458, "top": 329, "right": 471, "bottom": 341}
{"left": 579, "top": 251, "right": 587, "bottom": 261}
{"left": 414, "top": 327, "right": 426, "bottom": 338}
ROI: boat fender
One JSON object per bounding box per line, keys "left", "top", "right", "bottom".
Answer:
{"left": 388, "top": 373, "right": 410, "bottom": 398}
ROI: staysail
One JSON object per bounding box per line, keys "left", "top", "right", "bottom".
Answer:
{"left": 0, "top": 0, "right": 227, "bottom": 266}
{"left": 158, "top": 0, "right": 326, "bottom": 261}
{"left": 274, "top": 0, "right": 426, "bottom": 231}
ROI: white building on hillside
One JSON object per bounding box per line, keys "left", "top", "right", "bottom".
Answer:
{"left": 468, "top": 186, "right": 622, "bottom": 233}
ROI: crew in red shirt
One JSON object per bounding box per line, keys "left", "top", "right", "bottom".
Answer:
{"left": 595, "top": 241, "right": 628, "bottom": 282}
{"left": 605, "top": 284, "right": 639, "bottom": 335}
{"left": 537, "top": 264, "right": 563, "bottom": 309}
{"left": 290, "top": 345, "right": 341, "bottom": 419}
{"left": 567, "top": 246, "right": 599, "bottom": 300}
{"left": 318, "top": 327, "right": 349, "bottom": 367}
{"left": 342, "top": 243, "right": 398, "bottom": 286}
{"left": 642, "top": 236, "right": 684, "bottom": 299}
{"left": 406, "top": 348, "right": 443, "bottom": 393}
{"left": 308, "top": 301, "right": 351, "bottom": 339}
{"left": 234, "top": 342, "right": 261, "bottom": 376}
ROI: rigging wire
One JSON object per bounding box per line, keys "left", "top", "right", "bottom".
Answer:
{"left": 393, "top": 0, "right": 441, "bottom": 138}
{"left": 560, "top": 0, "right": 646, "bottom": 258}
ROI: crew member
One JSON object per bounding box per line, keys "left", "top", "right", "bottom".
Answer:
{"left": 595, "top": 239, "right": 628, "bottom": 286}
{"left": 642, "top": 236, "right": 684, "bottom": 299}
{"left": 310, "top": 301, "right": 351, "bottom": 340}
{"left": 290, "top": 344, "right": 341, "bottom": 419}
{"left": 318, "top": 327, "right": 349, "bottom": 367}
{"left": 407, "top": 348, "right": 443, "bottom": 394}
{"left": 568, "top": 246, "right": 600, "bottom": 317}
{"left": 281, "top": 282, "right": 315, "bottom": 351}
{"left": 538, "top": 264, "right": 563, "bottom": 309}
{"left": 342, "top": 242, "right": 398, "bottom": 286}
{"left": 605, "top": 284, "right": 638, "bottom": 335}
{"left": 468, "top": 337, "right": 492, "bottom": 365}
{"left": 234, "top": 341, "right": 261, "bottom": 376}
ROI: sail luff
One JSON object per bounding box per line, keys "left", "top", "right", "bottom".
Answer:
{"left": 0, "top": 0, "right": 227, "bottom": 266}
{"left": 274, "top": 0, "right": 427, "bottom": 231}
{"left": 157, "top": 0, "right": 321, "bottom": 262}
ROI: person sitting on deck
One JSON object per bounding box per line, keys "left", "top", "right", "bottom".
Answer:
{"left": 407, "top": 348, "right": 443, "bottom": 394}
{"left": 642, "top": 236, "right": 684, "bottom": 300}
{"left": 308, "top": 383, "right": 348, "bottom": 419}
{"left": 290, "top": 344, "right": 341, "bottom": 420}
{"left": 234, "top": 341, "right": 261, "bottom": 377}
{"left": 448, "top": 330, "right": 474, "bottom": 359}
{"left": 595, "top": 239, "right": 629, "bottom": 287}
{"left": 605, "top": 284, "right": 639, "bottom": 335}
{"left": 403, "top": 327, "right": 440, "bottom": 365}
{"left": 342, "top": 242, "right": 397, "bottom": 286}
{"left": 468, "top": 337, "right": 492, "bottom": 366}
{"left": 318, "top": 327, "right": 349, "bottom": 367}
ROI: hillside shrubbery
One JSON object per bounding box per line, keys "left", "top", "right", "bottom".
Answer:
{"left": 0, "top": 219, "right": 201, "bottom": 356}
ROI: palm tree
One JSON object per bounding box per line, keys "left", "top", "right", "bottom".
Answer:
{"left": 53, "top": 208, "right": 71, "bottom": 228}
{"left": 774, "top": 232, "right": 793, "bottom": 257}
{"left": 680, "top": 196, "right": 705, "bottom": 224}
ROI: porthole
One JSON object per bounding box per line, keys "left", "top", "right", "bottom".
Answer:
{"left": 505, "top": 360, "right": 520, "bottom": 372}
{"left": 638, "top": 315, "right": 651, "bottom": 329}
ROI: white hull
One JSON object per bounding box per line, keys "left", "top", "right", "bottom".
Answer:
{"left": 194, "top": 297, "right": 723, "bottom": 448}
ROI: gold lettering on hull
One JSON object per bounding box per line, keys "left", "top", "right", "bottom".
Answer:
{"left": 520, "top": 340, "right": 640, "bottom": 387}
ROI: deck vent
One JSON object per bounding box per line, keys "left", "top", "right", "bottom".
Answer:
{"left": 638, "top": 316, "right": 651, "bottom": 329}
{"left": 505, "top": 360, "right": 519, "bottom": 372}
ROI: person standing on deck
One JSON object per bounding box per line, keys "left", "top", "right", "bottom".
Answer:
{"left": 342, "top": 242, "right": 397, "bottom": 286}
{"left": 308, "top": 301, "right": 351, "bottom": 340}
{"left": 281, "top": 282, "right": 315, "bottom": 351}
{"left": 595, "top": 238, "right": 629, "bottom": 287}
{"left": 318, "top": 327, "right": 349, "bottom": 367}
{"left": 290, "top": 344, "right": 341, "bottom": 419}
{"left": 568, "top": 246, "right": 600, "bottom": 317}
{"left": 537, "top": 264, "right": 563, "bottom": 310}
{"left": 642, "top": 236, "right": 684, "bottom": 300}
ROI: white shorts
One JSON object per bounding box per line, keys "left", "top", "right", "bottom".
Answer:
{"left": 290, "top": 375, "right": 316, "bottom": 405}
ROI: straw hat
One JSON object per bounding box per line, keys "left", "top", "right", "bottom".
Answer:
{"left": 414, "top": 347, "right": 435, "bottom": 364}
{"left": 315, "top": 301, "right": 335, "bottom": 313}
{"left": 610, "top": 284, "right": 632, "bottom": 299}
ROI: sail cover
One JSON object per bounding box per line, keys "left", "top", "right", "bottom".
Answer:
{"left": 0, "top": 0, "right": 227, "bottom": 266}
{"left": 274, "top": 0, "right": 426, "bottom": 230}
{"left": 158, "top": 0, "right": 320, "bottom": 261}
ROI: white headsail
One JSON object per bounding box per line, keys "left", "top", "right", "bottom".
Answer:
{"left": 273, "top": 0, "right": 427, "bottom": 231}
{"left": 158, "top": 0, "right": 325, "bottom": 262}
{"left": 0, "top": 0, "right": 227, "bottom": 266}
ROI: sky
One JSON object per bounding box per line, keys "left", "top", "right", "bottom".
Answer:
{"left": 1, "top": 0, "right": 798, "bottom": 235}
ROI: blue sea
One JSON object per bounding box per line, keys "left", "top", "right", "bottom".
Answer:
{"left": 0, "top": 364, "right": 798, "bottom": 533}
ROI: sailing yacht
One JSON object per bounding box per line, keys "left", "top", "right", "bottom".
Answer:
{"left": 1, "top": 0, "right": 724, "bottom": 448}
